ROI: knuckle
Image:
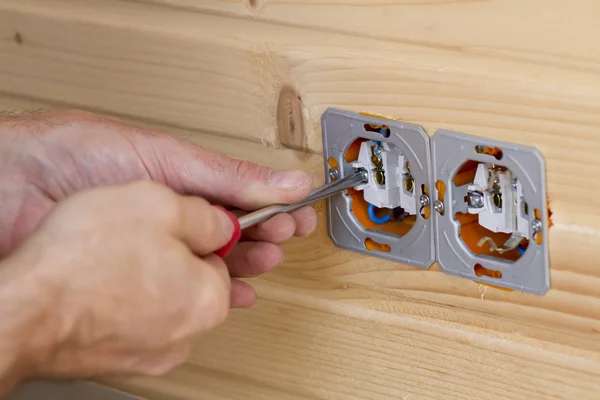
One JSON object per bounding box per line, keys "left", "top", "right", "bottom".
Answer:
{"left": 229, "top": 158, "right": 269, "bottom": 184}
{"left": 196, "top": 281, "right": 229, "bottom": 329}
{"left": 182, "top": 196, "right": 220, "bottom": 237}
{"left": 211, "top": 297, "right": 230, "bottom": 327}
{"left": 204, "top": 206, "right": 224, "bottom": 235}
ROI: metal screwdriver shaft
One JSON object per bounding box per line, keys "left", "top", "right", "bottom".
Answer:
{"left": 238, "top": 170, "right": 368, "bottom": 230}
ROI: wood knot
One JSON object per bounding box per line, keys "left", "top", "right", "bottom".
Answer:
{"left": 14, "top": 32, "right": 23, "bottom": 46}
{"left": 247, "top": 0, "right": 264, "bottom": 12}
{"left": 277, "top": 86, "right": 305, "bottom": 150}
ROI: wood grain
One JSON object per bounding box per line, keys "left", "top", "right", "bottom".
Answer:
{"left": 1, "top": 0, "right": 600, "bottom": 397}
{"left": 130, "top": 0, "right": 600, "bottom": 66}
{"left": 101, "top": 285, "right": 600, "bottom": 400}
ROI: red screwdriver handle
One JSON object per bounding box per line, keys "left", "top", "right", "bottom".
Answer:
{"left": 214, "top": 207, "right": 242, "bottom": 258}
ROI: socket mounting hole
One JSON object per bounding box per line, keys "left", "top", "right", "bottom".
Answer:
{"left": 419, "top": 184, "right": 430, "bottom": 220}
{"left": 327, "top": 157, "right": 339, "bottom": 182}
{"left": 533, "top": 208, "right": 543, "bottom": 245}
{"left": 365, "top": 237, "right": 391, "bottom": 253}
{"left": 474, "top": 263, "right": 502, "bottom": 279}
{"left": 475, "top": 145, "right": 503, "bottom": 161}
{"left": 364, "top": 123, "right": 390, "bottom": 138}
{"left": 435, "top": 180, "right": 446, "bottom": 216}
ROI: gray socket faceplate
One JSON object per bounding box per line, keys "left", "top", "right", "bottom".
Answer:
{"left": 321, "top": 108, "right": 435, "bottom": 269}
{"left": 321, "top": 108, "right": 550, "bottom": 295}
{"left": 431, "top": 130, "right": 550, "bottom": 295}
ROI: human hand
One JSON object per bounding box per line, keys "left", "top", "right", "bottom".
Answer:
{"left": 0, "top": 181, "right": 241, "bottom": 389}
{"left": 0, "top": 110, "right": 317, "bottom": 307}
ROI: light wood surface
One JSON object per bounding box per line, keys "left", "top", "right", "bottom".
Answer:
{"left": 1, "top": 0, "right": 600, "bottom": 398}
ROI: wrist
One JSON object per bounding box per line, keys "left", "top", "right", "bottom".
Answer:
{"left": 0, "top": 256, "right": 60, "bottom": 395}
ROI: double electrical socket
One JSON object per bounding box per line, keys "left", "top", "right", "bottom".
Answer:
{"left": 321, "top": 108, "right": 550, "bottom": 295}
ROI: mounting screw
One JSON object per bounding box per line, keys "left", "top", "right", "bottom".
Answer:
{"left": 328, "top": 167, "right": 339, "bottom": 181}
{"left": 467, "top": 191, "right": 484, "bottom": 208}
{"left": 532, "top": 219, "right": 542, "bottom": 233}
{"left": 420, "top": 194, "right": 430, "bottom": 207}
{"left": 434, "top": 200, "right": 444, "bottom": 214}
{"left": 357, "top": 168, "right": 369, "bottom": 183}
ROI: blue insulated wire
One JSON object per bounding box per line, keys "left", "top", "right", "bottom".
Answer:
{"left": 373, "top": 126, "right": 388, "bottom": 147}
{"left": 368, "top": 204, "right": 391, "bottom": 224}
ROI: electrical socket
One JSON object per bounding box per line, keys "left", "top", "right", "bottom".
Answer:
{"left": 321, "top": 108, "right": 435, "bottom": 269}
{"left": 321, "top": 108, "right": 550, "bottom": 295}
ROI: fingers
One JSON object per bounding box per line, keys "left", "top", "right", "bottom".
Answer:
{"left": 204, "top": 254, "right": 257, "bottom": 308}
{"left": 174, "top": 195, "right": 237, "bottom": 256}
{"left": 189, "top": 254, "right": 231, "bottom": 331}
{"left": 204, "top": 253, "right": 258, "bottom": 308}
{"left": 201, "top": 254, "right": 231, "bottom": 284}
{"left": 230, "top": 279, "right": 256, "bottom": 308}
{"left": 241, "top": 206, "right": 317, "bottom": 243}
{"left": 224, "top": 242, "right": 284, "bottom": 278}
{"left": 241, "top": 213, "right": 296, "bottom": 244}
{"left": 134, "top": 134, "right": 314, "bottom": 210}
{"left": 203, "top": 156, "right": 314, "bottom": 210}
{"left": 291, "top": 206, "right": 318, "bottom": 237}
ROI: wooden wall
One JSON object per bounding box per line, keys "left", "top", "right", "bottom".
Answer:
{"left": 2, "top": 1, "right": 600, "bottom": 398}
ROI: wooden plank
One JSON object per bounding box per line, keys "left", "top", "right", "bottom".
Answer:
{"left": 0, "top": 1, "right": 295, "bottom": 147}
{"left": 0, "top": 94, "right": 51, "bottom": 114}
{"left": 130, "top": 0, "right": 600, "bottom": 66}
{"left": 101, "top": 280, "right": 600, "bottom": 400}
{"left": 3, "top": 0, "right": 600, "bottom": 153}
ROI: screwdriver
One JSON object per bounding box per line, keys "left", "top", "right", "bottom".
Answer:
{"left": 214, "top": 169, "right": 368, "bottom": 257}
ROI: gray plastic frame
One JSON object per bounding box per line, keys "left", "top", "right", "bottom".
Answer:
{"left": 431, "top": 130, "right": 549, "bottom": 295}
{"left": 321, "top": 108, "right": 550, "bottom": 295}
{"left": 321, "top": 108, "right": 435, "bottom": 268}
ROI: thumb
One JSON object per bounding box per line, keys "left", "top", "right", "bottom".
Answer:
{"left": 137, "top": 135, "right": 314, "bottom": 210}
{"left": 214, "top": 159, "right": 314, "bottom": 210}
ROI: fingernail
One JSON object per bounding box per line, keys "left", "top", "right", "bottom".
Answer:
{"left": 214, "top": 206, "right": 241, "bottom": 258}
{"left": 293, "top": 206, "right": 318, "bottom": 237}
{"left": 214, "top": 206, "right": 235, "bottom": 237}
{"left": 269, "top": 169, "right": 313, "bottom": 190}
